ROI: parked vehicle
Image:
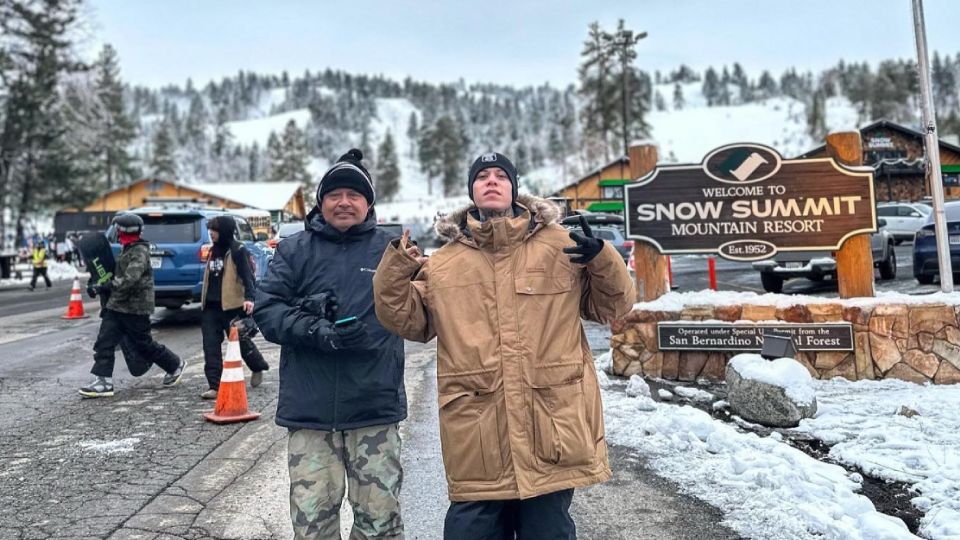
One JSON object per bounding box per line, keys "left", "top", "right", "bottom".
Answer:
{"left": 752, "top": 219, "right": 897, "bottom": 293}
{"left": 912, "top": 201, "right": 960, "bottom": 284}
{"left": 229, "top": 208, "right": 273, "bottom": 241}
{"left": 106, "top": 206, "right": 270, "bottom": 309}
{"left": 562, "top": 222, "right": 632, "bottom": 264}
{"left": 876, "top": 202, "right": 930, "bottom": 244}
{"left": 267, "top": 221, "right": 304, "bottom": 249}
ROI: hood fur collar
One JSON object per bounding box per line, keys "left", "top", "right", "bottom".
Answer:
{"left": 434, "top": 194, "right": 561, "bottom": 243}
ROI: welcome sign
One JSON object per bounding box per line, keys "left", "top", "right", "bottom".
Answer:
{"left": 623, "top": 144, "right": 877, "bottom": 261}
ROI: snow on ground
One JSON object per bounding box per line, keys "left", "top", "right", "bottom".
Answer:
{"left": 0, "top": 261, "right": 83, "bottom": 288}
{"left": 600, "top": 348, "right": 960, "bottom": 538}
{"left": 602, "top": 381, "right": 918, "bottom": 538}
{"left": 77, "top": 437, "right": 140, "bottom": 455}
{"left": 794, "top": 378, "right": 960, "bottom": 539}
{"left": 224, "top": 108, "right": 311, "bottom": 148}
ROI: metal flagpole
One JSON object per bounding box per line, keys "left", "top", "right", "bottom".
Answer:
{"left": 912, "top": 0, "right": 953, "bottom": 292}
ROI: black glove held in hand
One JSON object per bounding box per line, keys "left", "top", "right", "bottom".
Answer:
{"left": 299, "top": 291, "right": 339, "bottom": 322}
{"left": 86, "top": 279, "right": 98, "bottom": 298}
{"left": 563, "top": 216, "right": 604, "bottom": 264}
{"left": 334, "top": 320, "right": 368, "bottom": 350}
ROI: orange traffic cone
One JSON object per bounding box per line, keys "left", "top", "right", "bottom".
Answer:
{"left": 62, "top": 278, "right": 89, "bottom": 320}
{"left": 203, "top": 326, "right": 260, "bottom": 424}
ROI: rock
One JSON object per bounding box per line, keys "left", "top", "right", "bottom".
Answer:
{"left": 661, "top": 352, "right": 679, "bottom": 380}
{"left": 701, "top": 354, "right": 727, "bottom": 381}
{"left": 794, "top": 353, "right": 820, "bottom": 378}
{"left": 933, "top": 339, "right": 960, "bottom": 370}
{"left": 610, "top": 318, "right": 628, "bottom": 334}
{"left": 725, "top": 355, "right": 818, "bottom": 428}
{"left": 620, "top": 346, "right": 641, "bottom": 359}
{"left": 843, "top": 305, "right": 873, "bottom": 330}
{"left": 945, "top": 326, "right": 960, "bottom": 346}
{"left": 885, "top": 363, "right": 929, "bottom": 384}
{"left": 853, "top": 331, "right": 875, "bottom": 380}
{"left": 808, "top": 303, "right": 843, "bottom": 322}
{"left": 870, "top": 334, "right": 902, "bottom": 374}
{"left": 636, "top": 323, "right": 658, "bottom": 351}
{"left": 822, "top": 357, "right": 857, "bottom": 381}
{"left": 622, "top": 359, "right": 643, "bottom": 378}
{"left": 918, "top": 332, "right": 936, "bottom": 353}
{"left": 896, "top": 405, "right": 919, "bottom": 418}
{"left": 934, "top": 361, "right": 960, "bottom": 384}
{"left": 902, "top": 350, "right": 940, "bottom": 379}
{"left": 908, "top": 304, "right": 957, "bottom": 335}
{"left": 642, "top": 352, "right": 663, "bottom": 378}
{"left": 678, "top": 352, "right": 708, "bottom": 381}
{"left": 776, "top": 304, "right": 812, "bottom": 323}
{"left": 714, "top": 304, "right": 742, "bottom": 322}
{"left": 681, "top": 305, "right": 716, "bottom": 321}
{"left": 625, "top": 375, "right": 651, "bottom": 397}
{"left": 741, "top": 304, "right": 777, "bottom": 321}
{"left": 814, "top": 352, "right": 849, "bottom": 370}
{"left": 611, "top": 348, "right": 631, "bottom": 375}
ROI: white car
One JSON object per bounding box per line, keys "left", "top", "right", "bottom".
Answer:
{"left": 876, "top": 203, "right": 931, "bottom": 244}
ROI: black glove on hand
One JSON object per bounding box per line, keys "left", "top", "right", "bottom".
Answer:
{"left": 563, "top": 216, "right": 604, "bottom": 265}
{"left": 299, "top": 291, "right": 339, "bottom": 322}
{"left": 334, "top": 320, "right": 368, "bottom": 350}
{"left": 86, "top": 285, "right": 98, "bottom": 298}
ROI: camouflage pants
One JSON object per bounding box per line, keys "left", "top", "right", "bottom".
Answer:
{"left": 288, "top": 424, "right": 404, "bottom": 540}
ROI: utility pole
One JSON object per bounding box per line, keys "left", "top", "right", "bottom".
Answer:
{"left": 912, "top": 0, "right": 953, "bottom": 291}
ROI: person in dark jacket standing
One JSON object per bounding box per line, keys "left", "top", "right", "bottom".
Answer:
{"left": 254, "top": 149, "right": 406, "bottom": 540}
{"left": 199, "top": 215, "right": 269, "bottom": 400}
{"left": 80, "top": 213, "right": 186, "bottom": 398}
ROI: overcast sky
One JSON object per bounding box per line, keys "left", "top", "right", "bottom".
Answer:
{"left": 85, "top": 0, "right": 960, "bottom": 89}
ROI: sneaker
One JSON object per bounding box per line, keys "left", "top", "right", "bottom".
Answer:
{"left": 79, "top": 376, "right": 114, "bottom": 398}
{"left": 162, "top": 358, "right": 186, "bottom": 387}
{"left": 250, "top": 371, "right": 263, "bottom": 388}
{"left": 200, "top": 388, "right": 218, "bottom": 400}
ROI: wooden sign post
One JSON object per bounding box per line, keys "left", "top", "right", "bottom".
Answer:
{"left": 628, "top": 144, "right": 669, "bottom": 301}
{"left": 828, "top": 132, "right": 875, "bottom": 298}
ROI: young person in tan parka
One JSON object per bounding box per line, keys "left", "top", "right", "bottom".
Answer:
{"left": 373, "top": 151, "right": 635, "bottom": 539}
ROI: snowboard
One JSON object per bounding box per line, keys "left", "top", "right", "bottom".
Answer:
{"left": 78, "top": 232, "right": 151, "bottom": 377}
{"left": 77, "top": 232, "right": 115, "bottom": 286}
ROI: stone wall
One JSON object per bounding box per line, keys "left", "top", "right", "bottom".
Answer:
{"left": 610, "top": 302, "right": 960, "bottom": 384}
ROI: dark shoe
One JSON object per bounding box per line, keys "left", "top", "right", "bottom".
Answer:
{"left": 162, "top": 358, "right": 186, "bottom": 387}
{"left": 200, "top": 388, "right": 218, "bottom": 400}
{"left": 250, "top": 371, "right": 263, "bottom": 388}
{"left": 79, "top": 376, "right": 114, "bottom": 398}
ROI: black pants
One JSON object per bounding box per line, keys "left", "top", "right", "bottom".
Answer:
{"left": 92, "top": 309, "right": 181, "bottom": 377}
{"left": 443, "top": 489, "right": 576, "bottom": 540}
{"left": 201, "top": 304, "right": 268, "bottom": 390}
{"left": 30, "top": 267, "right": 51, "bottom": 288}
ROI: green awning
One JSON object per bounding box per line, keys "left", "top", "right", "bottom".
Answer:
{"left": 597, "top": 178, "right": 632, "bottom": 187}
{"left": 586, "top": 201, "right": 624, "bottom": 212}
{"left": 942, "top": 164, "right": 960, "bottom": 173}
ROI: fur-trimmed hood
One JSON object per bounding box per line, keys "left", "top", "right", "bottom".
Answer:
{"left": 434, "top": 194, "right": 561, "bottom": 243}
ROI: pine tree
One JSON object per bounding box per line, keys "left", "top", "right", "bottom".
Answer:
{"left": 92, "top": 44, "right": 136, "bottom": 190}
{"left": 578, "top": 21, "right": 616, "bottom": 164}
{"left": 419, "top": 116, "right": 466, "bottom": 197}
{"left": 756, "top": 70, "right": 778, "bottom": 99}
{"left": 150, "top": 121, "right": 177, "bottom": 179}
{"left": 406, "top": 111, "right": 418, "bottom": 158}
{"left": 374, "top": 130, "right": 401, "bottom": 202}
{"left": 807, "top": 90, "right": 827, "bottom": 141}
{"left": 270, "top": 120, "right": 311, "bottom": 187}
{"left": 702, "top": 68, "right": 720, "bottom": 106}
{"left": 603, "top": 19, "right": 649, "bottom": 156}
{"left": 673, "top": 83, "right": 685, "bottom": 110}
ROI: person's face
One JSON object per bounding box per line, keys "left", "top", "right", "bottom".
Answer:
{"left": 473, "top": 167, "right": 512, "bottom": 213}
{"left": 321, "top": 188, "right": 370, "bottom": 232}
{"left": 208, "top": 229, "right": 219, "bottom": 242}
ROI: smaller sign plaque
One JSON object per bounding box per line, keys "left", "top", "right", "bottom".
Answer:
{"left": 657, "top": 322, "right": 853, "bottom": 352}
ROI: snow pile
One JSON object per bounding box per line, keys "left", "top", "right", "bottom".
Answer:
{"left": 729, "top": 353, "right": 816, "bottom": 406}
{"left": 634, "top": 289, "right": 960, "bottom": 313}
{"left": 795, "top": 378, "right": 960, "bottom": 538}
{"left": 602, "top": 389, "right": 917, "bottom": 539}
{"left": 673, "top": 385, "right": 715, "bottom": 402}
{"left": 77, "top": 437, "right": 140, "bottom": 455}
{"left": 0, "top": 261, "right": 82, "bottom": 287}
{"left": 625, "top": 375, "right": 651, "bottom": 397}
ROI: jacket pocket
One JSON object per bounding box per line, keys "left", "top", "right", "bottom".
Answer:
{"left": 438, "top": 386, "right": 503, "bottom": 482}
{"left": 531, "top": 378, "right": 595, "bottom": 468}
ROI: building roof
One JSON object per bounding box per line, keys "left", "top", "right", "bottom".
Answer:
{"left": 795, "top": 119, "right": 960, "bottom": 159}
{"left": 553, "top": 156, "right": 630, "bottom": 195}
{"left": 190, "top": 182, "right": 303, "bottom": 211}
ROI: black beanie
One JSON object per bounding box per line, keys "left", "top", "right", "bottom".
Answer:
{"left": 316, "top": 148, "right": 375, "bottom": 205}
{"left": 467, "top": 152, "right": 518, "bottom": 203}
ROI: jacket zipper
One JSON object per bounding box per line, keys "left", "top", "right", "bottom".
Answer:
{"left": 332, "top": 241, "right": 348, "bottom": 432}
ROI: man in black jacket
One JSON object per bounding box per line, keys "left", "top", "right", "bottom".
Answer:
{"left": 254, "top": 149, "right": 406, "bottom": 540}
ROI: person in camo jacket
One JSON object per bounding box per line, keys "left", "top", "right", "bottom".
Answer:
{"left": 253, "top": 149, "right": 406, "bottom": 539}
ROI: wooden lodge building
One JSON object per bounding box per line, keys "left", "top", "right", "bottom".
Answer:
{"left": 551, "top": 120, "right": 960, "bottom": 216}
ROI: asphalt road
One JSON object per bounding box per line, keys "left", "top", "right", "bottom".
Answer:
{"left": 0, "top": 300, "right": 737, "bottom": 539}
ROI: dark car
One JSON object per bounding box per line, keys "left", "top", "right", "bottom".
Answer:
{"left": 912, "top": 201, "right": 960, "bottom": 284}
{"left": 107, "top": 206, "right": 270, "bottom": 309}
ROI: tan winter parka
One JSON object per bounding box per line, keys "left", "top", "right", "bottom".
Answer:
{"left": 373, "top": 195, "right": 635, "bottom": 501}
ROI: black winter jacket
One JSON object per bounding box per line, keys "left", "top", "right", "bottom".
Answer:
{"left": 253, "top": 207, "right": 406, "bottom": 431}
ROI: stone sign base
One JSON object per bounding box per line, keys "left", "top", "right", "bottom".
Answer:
{"left": 610, "top": 302, "right": 960, "bottom": 384}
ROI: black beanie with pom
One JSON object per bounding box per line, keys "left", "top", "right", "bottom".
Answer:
{"left": 316, "top": 148, "right": 375, "bottom": 205}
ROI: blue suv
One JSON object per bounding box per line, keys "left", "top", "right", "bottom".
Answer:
{"left": 107, "top": 206, "right": 270, "bottom": 309}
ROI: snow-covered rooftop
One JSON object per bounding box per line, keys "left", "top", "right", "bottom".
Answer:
{"left": 192, "top": 182, "right": 302, "bottom": 211}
